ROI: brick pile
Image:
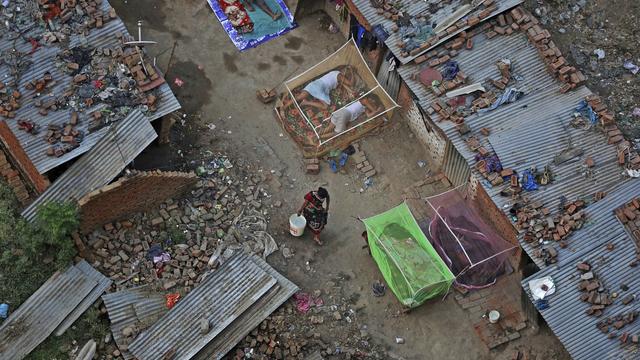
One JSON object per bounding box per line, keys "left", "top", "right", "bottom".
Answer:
{"left": 576, "top": 262, "right": 613, "bottom": 317}
{"left": 615, "top": 198, "right": 640, "bottom": 249}
{"left": 0, "top": 149, "right": 31, "bottom": 204}
{"left": 304, "top": 158, "right": 319, "bottom": 175}
{"left": 583, "top": 95, "right": 640, "bottom": 170}
{"left": 0, "top": 82, "right": 21, "bottom": 119}
{"left": 393, "top": 0, "right": 500, "bottom": 59}
{"left": 77, "top": 162, "right": 278, "bottom": 294}
{"left": 597, "top": 311, "right": 640, "bottom": 345}
{"left": 518, "top": 198, "right": 588, "bottom": 264}
{"left": 37, "top": 0, "right": 117, "bottom": 36}
{"left": 479, "top": 7, "right": 586, "bottom": 93}
{"left": 352, "top": 143, "right": 376, "bottom": 178}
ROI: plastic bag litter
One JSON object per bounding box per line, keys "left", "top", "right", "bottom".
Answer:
{"left": 230, "top": 208, "right": 278, "bottom": 258}
{"left": 594, "top": 49, "right": 605, "bottom": 59}
{"left": 293, "top": 292, "right": 324, "bottom": 313}
{"left": 633, "top": 108, "right": 640, "bottom": 117}
{"left": 165, "top": 293, "right": 180, "bottom": 309}
{"left": 441, "top": 61, "right": 460, "bottom": 81}
{"left": 575, "top": 99, "right": 598, "bottom": 124}
{"left": 624, "top": 60, "right": 640, "bottom": 75}
{"left": 479, "top": 87, "right": 525, "bottom": 112}
{"left": 521, "top": 169, "right": 539, "bottom": 191}
{"left": 528, "top": 276, "right": 555, "bottom": 300}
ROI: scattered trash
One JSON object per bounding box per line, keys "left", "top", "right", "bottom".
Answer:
{"left": 528, "top": 276, "right": 556, "bottom": 300}
{"left": 624, "top": 60, "right": 640, "bottom": 75}
{"left": 593, "top": 49, "right": 605, "bottom": 59}
{"left": 441, "top": 60, "right": 460, "bottom": 81}
{"left": 152, "top": 252, "right": 171, "bottom": 264}
{"left": 479, "top": 87, "right": 525, "bottom": 112}
{"left": 282, "top": 247, "right": 294, "bottom": 259}
{"left": 173, "top": 77, "right": 185, "bottom": 87}
{"left": 338, "top": 152, "right": 349, "bottom": 167}
{"left": 575, "top": 99, "right": 598, "bottom": 124}
{"left": 633, "top": 108, "right": 640, "bottom": 117}
{"left": 521, "top": 169, "right": 539, "bottom": 191}
{"left": 372, "top": 281, "right": 386, "bottom": 297}
{"left": 293, "top": 292, "right": 324, "bottom": 313}
{"left": 488, "top": 310, "right": 500, "bottom": 323}
{"left": 207, "top": 123, "right": 216, "bottom": 130}
{"left": 417, "top": 160, "right": 426, "bottom": 168}
{"left": 395, "top": 337, "right": 405, "bottom": 344}
{"left": 364, "top": 177, "right": 373, "bottom": 189}
{"left": 0, "top": 303, "right": 8, "bottom": 318}
{"left": 535, "top": 299, "right": 549, "bottom": 310}
{"left": 165, "top": 293, "right": 180, "bottom": 309}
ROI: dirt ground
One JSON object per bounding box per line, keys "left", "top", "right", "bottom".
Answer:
{"left": 108, "top": 1, "right": 570, "bottom": 359}
{"left": 522, "top": 0, "right": 640, "bottom": 141}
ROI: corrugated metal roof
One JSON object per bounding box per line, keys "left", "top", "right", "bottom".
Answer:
{"left": 521, "top": 178, "right": 640, "bottom": 360}
{"left": 0, "top": 0, "right": 180, "bottom": 174}
{"left": 102, "top": 286, "right": 169, "bottom": 360}
{"left": 194, "top": 253, "right": 299, "bottom": 360}
{"left": 0, "top": 265, "right": 98, "bottom": 360}
{"left": 21, "top": 109, "right": 158, "bottom": 221}
{"left": 54, "top": 260, "right": 112, "bottom": 336}
{"left": 350, "top": 0, "right": 522, "bottom": 64}
{"left": 128, "top": 253, "right": 278, "bottom": 360}
{"left": 397, "top": 32, "right": 630, "bottom": 269}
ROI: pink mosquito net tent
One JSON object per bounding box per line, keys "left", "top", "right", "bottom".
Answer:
{"left": 418, "top": 186, "right": 517, "bottom": 290}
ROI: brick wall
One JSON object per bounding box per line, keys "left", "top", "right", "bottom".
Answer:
{"left": 77, "top": 170, "right": 198, "bottom": 233}
{"left": 473, "top": 176, "right": 522, "bottom": 266}
{"left": 0, "top": 121, "right": 51, "bottom": 205}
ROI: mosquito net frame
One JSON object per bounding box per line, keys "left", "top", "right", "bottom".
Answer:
{"left": 422, "top": 185, "right": 517, "bottom": 290}
{"left": 276, "top": 39, "right": 399, "bottom": 157}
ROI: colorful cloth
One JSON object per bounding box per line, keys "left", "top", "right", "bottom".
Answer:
{"left": 218, "top": 0, "right": 253, "bottom": 33}
{"left": 303, "top": 191, "right": 326, "bottom": 235}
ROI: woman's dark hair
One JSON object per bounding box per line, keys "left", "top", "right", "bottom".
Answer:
{"left": 317, "top": 187, "right": 329, "bottom": 199}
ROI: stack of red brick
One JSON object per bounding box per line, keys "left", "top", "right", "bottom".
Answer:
{"left": 615, "top": 198, "right": 640, "bottom": 247}
{"left": 39, "top": 0, "right": 117, "bottom": 29}
{"left": 0, "top": 82, "right": 21, "bottom": 119}
{"left": 0, "top": 149, "right": 31, "bottom": 204}
{"left": 576, "top": 262, "right": 614, "bottom": 317}
{"left": 597, "top": 310, "right": 640, "bottom": 345}
{"left": 351, "top": 143, "right": 376, "bottom": 178}
{"left": 484, "top": 7, "right": 586, "bottom": 93}
{"left": 583, "top": 95, "right": 640, "bottom": 170}
{"left": 119, "top": 46, "right": 165, "bottom": 93}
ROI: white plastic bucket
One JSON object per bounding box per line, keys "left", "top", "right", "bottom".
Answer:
{"left": 488, "top": 310, "right": 500, "bottom": 323}
{"left": 289, "top": 214, "right": 307, "bottom": 237}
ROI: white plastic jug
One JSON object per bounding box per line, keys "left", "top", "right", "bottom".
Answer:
{"left": 289, "top": 214, "right": 306, "bottom": 237}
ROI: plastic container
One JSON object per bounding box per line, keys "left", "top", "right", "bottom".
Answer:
{"left": 488, "top": 310, "right": 500, "bottom": 323}
{"left": 289, "top": 214, "right": 307, "bottom": 237}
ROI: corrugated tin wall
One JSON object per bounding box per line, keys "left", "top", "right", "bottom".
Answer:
{"left": 442, "top": 140, "right": 470, "bottom": 187}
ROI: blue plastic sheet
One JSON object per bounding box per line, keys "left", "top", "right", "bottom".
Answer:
{"left": 521, "top": 169, "right": 539, "bottom": 191}
{"left": 480, "top": 87, "right": 525, "bottom": 113}
{"left": 207, "top": 0, "right": 297, "bottom": 51}
{"left": 0, "top": 303, "right": 8, "bottom": 318}
{"left": 441, "top": 61, "right": 459, "bottom": 81}
{"left": 575, "top": 100, "right": 598, "bottom": 124}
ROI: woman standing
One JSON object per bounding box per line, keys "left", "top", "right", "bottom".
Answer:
{"left": 298, "top": 187, "right": 330, "bottom": 245}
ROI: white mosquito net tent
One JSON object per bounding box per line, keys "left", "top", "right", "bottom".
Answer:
{"left": 275, "top": 39, "right": 399, "bottom": 158}
{"left": 414, "top": 186, "right": 517, "bottom": 290}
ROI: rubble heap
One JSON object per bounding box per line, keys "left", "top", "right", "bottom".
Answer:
{"left": 577, "top": 262, "right": 613, "bottom": 317}
{"left": 81, "top": 156, "right": 277, "bottom": 292}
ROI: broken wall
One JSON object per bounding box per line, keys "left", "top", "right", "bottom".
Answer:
{"left": 77, "top": 170, "right": 197, "bottom": 233}
{"left": 0, "top": 121, "right": 49, "bottom": 205}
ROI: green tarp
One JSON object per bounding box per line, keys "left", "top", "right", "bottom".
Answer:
{"left": 363, "top": 202, "right": 454, "bottom": 308}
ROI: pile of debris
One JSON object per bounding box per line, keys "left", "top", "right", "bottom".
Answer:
{"left": 597, "top": 310, "right": 639, "bottom": 340}
{"left": 81, "top": 155, "right": 277, "bottom": 292}
{"left": 577, "top": 262, "right": 613, "bottom": 317}
{"left": 38, "top": 0, "right": 118, "bottom": 42}
{"left": 516, "top": 197, "right": 589, "bottom": 264}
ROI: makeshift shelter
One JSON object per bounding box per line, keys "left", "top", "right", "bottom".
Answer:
{"left": 362, "top": 202, "right": 455, "bottom": 308}
{"left": 422, "top": 187, "right": 517, "bottom": 290}
{"left": 275, "top": 39, "right": 399, "bottom": 158}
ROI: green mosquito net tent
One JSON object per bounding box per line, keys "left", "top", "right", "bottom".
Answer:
{"left": 362, "top": 202, "right": 455, "bottom": 308}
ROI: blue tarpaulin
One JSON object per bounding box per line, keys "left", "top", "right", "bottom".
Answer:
{"left": 208, "top": 0, "right": 297, "bottom": 51}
